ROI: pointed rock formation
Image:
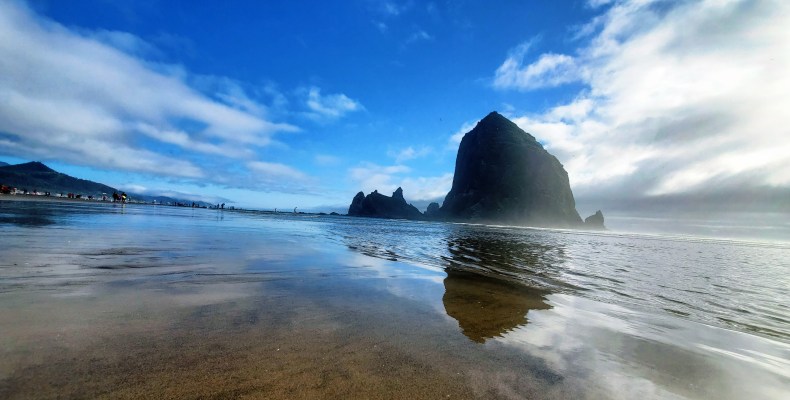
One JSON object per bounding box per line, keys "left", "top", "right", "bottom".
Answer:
{"left": 584, "top": 210, "right": 606, "bottom": 230}
{"left": 440, "top": 112, "right": 583, "bottom": 227}
{"left": 425, "top": 202, "right": 441, "bottom": 219}
{"left": 347, "top": 187, "right": 424, "bottom": 220}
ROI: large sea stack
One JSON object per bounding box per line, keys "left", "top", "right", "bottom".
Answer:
{"left": 440, "top": 112, "right": 583, "bottom": 227}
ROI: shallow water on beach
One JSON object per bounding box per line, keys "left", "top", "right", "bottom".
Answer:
{"left": 0, "top": 200, "right": 788, "bottom": 399}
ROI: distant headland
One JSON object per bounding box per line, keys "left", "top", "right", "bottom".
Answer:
{"left": 0, "top": 161, "right": 217, "bottom": 208}
{"left": 348, "top": 112, "right": 606, "bottom": 230}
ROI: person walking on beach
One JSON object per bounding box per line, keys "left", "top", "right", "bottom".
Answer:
{"left": 121, "top": 192, "right": 127, "bottom": 203}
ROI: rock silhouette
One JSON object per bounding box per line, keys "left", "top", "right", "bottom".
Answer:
{"left": 440, "top": 111, "right": 583, "bottom": 227}
{"left": 425, "top": 202, "right": 440, "bottom": 219}
{"left": 347, "top": 187, "right": 424, "bottom": 220}
{"left": 584, "top": 210, "right": 606, "bottom": 230}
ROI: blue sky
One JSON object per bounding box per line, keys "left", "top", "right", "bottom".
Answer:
{"left": 0, "top": 0, "right": 788, "bottom": 216}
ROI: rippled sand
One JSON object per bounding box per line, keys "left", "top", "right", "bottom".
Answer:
{"left": 1, "top": 200, "right": 788, "bottom": 399}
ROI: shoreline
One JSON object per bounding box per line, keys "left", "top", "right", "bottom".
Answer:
{"left": 0, "top": 193, "right": 140, "bottom": 205}
{"left": 3, "top": 193, "right": 788, "bottom": 246}
{"left": 0, "top": 193, "right": 216, "bottom": 209}
{"left": 0, "top": 193, "right": 347, "bottom": 219}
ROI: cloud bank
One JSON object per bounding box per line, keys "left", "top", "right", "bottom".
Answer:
{"left": 493, "top": 0, "right": 790, "bottom": 212}
{"left": 0, "top": 1, "right": 357, "bottom": 196}
{"left": 0, "top": 2, "right": 296, "bottom": 178}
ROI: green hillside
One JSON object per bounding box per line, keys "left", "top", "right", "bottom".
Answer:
{"left": 0, "top": 162, "right": 117, "bottom": 195}
{"left": 0, "top": 161, "right": 217, "bottom": 206}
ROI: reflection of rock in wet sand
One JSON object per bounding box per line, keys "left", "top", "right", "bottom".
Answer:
{"left": 441, "top": 233, "right": 555, "bottom": 343}
{"left": 442, "top": 269, "right": 551, "bottom": 343}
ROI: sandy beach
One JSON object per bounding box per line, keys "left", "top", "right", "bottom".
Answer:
{"left": 1, "top": 199, "right": 788, "bottom": 399}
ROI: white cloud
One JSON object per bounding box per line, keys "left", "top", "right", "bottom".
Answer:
{"left": 85, "top": 29, "right": 161, "bottom": 58}
{"left": 0, "top": 1, "right": 295, "bottom": 180}
{"left": 388, "top": 146, "right": 432, "bottom": 163}
{"left": 136, "top": 123, "right": 253, "bottom": 158}
{"left": 493, "top": 52, "right": 579, "bottom": 90}
{"left": 495, "top": 0, "right": 790, "bottom": 209}
{"left": 400, "top": 173, "right": 453, "bottom": 201}
{"left": 247, "top": 161, "right": 310, "bottom": 183}
{"left": 349, "top": 162, "right": 451, "bottom": 202}
{"left": 122, "top": 184, "right": 148, "bottom": 194}
{"left": 304, "top": 87, "right": 363, "bottom": 120}
{"left": 350, "top": 163, "right": 410, "bottom": 195}
{"left": 448, "top": 120, "right": 478, "bottom": 147}
{"left": 212, "top": 79, "right": 268, "bottom": 116}
{"left": 586, "top": 0, "right": 614, "bottom": 8}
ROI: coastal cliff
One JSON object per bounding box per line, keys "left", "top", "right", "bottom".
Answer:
{"left": 439, "top": 112, "right": 583, "bottom": 227}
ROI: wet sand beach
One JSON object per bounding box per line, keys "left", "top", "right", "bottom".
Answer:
{"left": 0, "top": 199, "right": 788, "bottom": 399}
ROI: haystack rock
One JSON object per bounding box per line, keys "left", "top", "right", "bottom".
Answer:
{"left": 347, "top": 187, "right": 424, "bottom": 220}
{"left": 440, "top": 111, "right": 583, "bottom": 227}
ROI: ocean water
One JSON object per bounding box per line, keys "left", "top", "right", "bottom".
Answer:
{"left": 0, "top": 199, "right": 788, "bottom": 399}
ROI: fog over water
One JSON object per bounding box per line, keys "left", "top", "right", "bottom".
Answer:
{"left": 601, "top": 211, "right": 790, "bottom": 243}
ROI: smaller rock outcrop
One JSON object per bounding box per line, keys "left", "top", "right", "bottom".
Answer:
{"left": 347, "top": 187, "right": 424, "bottom": 220}
{"left": 584, "top": 210, "right": 605, "bottom": 230}
{"left": 425, "top": 202, "right": 441, "bottom": 219}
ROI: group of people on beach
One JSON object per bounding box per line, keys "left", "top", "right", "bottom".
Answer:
{"left": 111, "top": 192, "right": 127, "bottom": 203}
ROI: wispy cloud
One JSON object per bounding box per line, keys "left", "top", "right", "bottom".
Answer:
{"left": 314, "top": 154, "right": 342, "bottom": 166}
{"left": 586, "top": 0, "right": 614, "bottom": 8}
{"left": 380, "top": 1, "right": 409, "bottom": 16}
{"left": 374, "top": 21, "right": 389, "bottom": 33}
{"left": 84, "top": 28, "right": 162, "bottom": 58}
{"left": 399, "top": 173, "right": 453, "bottom": 201}
{"left": 494, "top": 0, "right": 790, "bottom": 212}
{"left": 121, "top": 185, "right": 233, "bottom": 204}
{"left": 493, "top": 42, "right": 580, "bottom": 90}
{"left": 388, "top": 145, "right": 432, "bottom": 163}
{"left": 302, "top": 86, "right": 363, "bottom": 120}
{"left": 349, "top": 163, "right": 410, "bottom": 195}
{"left": 243, "top": 160, "right": 321, "bottom": 195}
{"left": 406, "top": 29, "right": 433, "bottom": 44}
{"left": 0, "top": 1, "right": 299, "bottom": 184}
{"left": 247, "top": 161, "right": 310, "bottom": 183}
{"left": 349, "top": 162, "right": 451, "bottom": 202}
{"left": 448, "top": 120, "right": 478, "bottom": 147}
